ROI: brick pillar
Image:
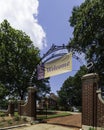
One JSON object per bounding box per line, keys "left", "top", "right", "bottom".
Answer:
{"left": 7, "top": 100, "right": 15, "bottom": 116}
{"left": 82, "top": 73, "right": 99, "bottom": 130}
{"left": 27, "top": 87, "right": 37, "bottom": 120}
{"left": 18, "top": 87, "right": 37, "bottom": 121}
{"left": 18, "top": 100, "right": 24, "bottom": 115}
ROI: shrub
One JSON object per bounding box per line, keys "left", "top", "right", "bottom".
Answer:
{"left": 22, "top": 117, "right": 27, "bottom": 122}
{"left": 0, "top": 112, "right": 5, "bottom": 121}
{"left": 89, "top": 127, "right": 95, "bottom": 130}
{"left": 8, "top": 120, "right": 13, "bottom": 124}
{"left": 14, "top": 113, "right": 20, "bottom": 121}
{"left": 0, "top": 112, "right": 5, "bottom": 117}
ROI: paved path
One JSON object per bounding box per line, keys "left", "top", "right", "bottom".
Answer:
{"left": 12, "top": 124, "right": 75, "bottom": 130}
{"left": 47, "top": 113, "right": 81, "bottom": 129}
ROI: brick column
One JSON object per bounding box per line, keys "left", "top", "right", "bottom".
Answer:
{"left": 18, "top": 100, "right": 24, "bottom": 115}
{"left": 82, "top": 73, "right": 99, "bottom": 130}
{"left": 26, "top": 87, "right": 37, "bottom": 120}
{"left": 18, "top": 87, "right": 37, "bottom": 121}
{"left": 7, "top": 100, "right": 15, "bottom": 116}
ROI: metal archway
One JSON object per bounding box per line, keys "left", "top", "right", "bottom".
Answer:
{"left": 29, "top": 44, "right": 93, "bottom": 85}
{"left": 41, "top": 44, "right": 85, "bottom": 64}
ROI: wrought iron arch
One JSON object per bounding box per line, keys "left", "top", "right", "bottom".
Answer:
{"left": 41, "top": 44, "right": 85, "bottom": 65}
{"left": 29, "top": 44, "right": 93, "bottom": 85}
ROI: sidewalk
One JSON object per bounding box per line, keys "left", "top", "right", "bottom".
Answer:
{"left": 13, "top": 123, "right": 75, "bottom": 130}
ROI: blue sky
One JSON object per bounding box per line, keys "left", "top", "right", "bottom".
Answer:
{"left": 38, "top": 0, "right": 85, "bottom": 94}
{"left": 0, "top": 0, "right": 85, "bottom": 94}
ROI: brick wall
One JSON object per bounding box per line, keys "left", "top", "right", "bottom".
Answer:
{"left": 96, "top": 90, "right": 104, "bottom": 127}
{"left": 82, "top": 73, "right": 104, "bottom": 130}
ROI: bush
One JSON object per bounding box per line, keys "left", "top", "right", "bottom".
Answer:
{"left": 89, "top": 127, "right": 95, "bottom": 130}
{"left": 14, "top": 113, "right": 20, "bottom": 121}
{"left": 0, "top": 112, "right": 5, "bottom": 117}
{"left": 22, "top": 117, "right": 27, "bottom": 122}
{"left": 8, "top": 120, "right": 13, "bottom": 124}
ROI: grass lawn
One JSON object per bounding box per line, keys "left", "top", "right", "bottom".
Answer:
{"left": 37, "top": 110, "right": 71, "bottom": 120}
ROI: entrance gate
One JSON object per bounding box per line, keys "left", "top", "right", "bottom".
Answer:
{"left": 16, "top": 44, "right": 104, "bottom": 129}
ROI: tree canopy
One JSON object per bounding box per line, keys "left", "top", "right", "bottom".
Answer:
{"left": 58, "top": 66, "right": 87, "bottom": 110}
{"left": 68, "top": 0, "right": 104, "bottom": 77}
{"left": 0, "top": 20, "right": 50, "bottom": 100}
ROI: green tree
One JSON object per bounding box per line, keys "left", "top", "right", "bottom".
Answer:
{"left": 0, "top": 83, "right": 9, "bottom": 99}
{"left": 35, "top": 78, "right": 51, "bottom": 99}
{"left": 0, "top": 20, "right": 50, "bottom": 100}
{"left": 58, "top": 76, "right": 74, "bottom": 110}
{"left": 68, "top": 0, "right": 104, "bottom": 78}
{"left": 58, "top": 66, "right": 87, "bottom": 110}
{"left": 0, "top": 83, "right": 9, "bottom": 109}
{"left": 73, "top": 66, "right": 87, "bottom": 106}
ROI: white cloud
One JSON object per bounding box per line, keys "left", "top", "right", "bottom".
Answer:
{"left": 0, "top": 0, "right": 47, "bottom": 49}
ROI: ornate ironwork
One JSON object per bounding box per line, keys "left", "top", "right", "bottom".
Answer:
{"left": 43, "top": 53, "right": 67, "bottom": 63}
{"left": 41, "top": 44, "right": 67, "bottom": 60}
{"left": 29, "top": 44, "right": 93, "bottom": 85}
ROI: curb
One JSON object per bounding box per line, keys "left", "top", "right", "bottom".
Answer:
{"left": 0, "top": 124, "right": 29, "bottom": 130}
{"left": 0, "top": 120, "right": 45, "bottom": 130}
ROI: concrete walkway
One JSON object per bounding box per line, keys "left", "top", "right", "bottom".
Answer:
{"left": 13, "top": 123, "right": 75, "bottom": 130}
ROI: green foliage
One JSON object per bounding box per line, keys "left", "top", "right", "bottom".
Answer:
{"left": 0, "top": 83, "right": 8, "bottom": 109}
{"left": 0, "top": 122, "right": 4, "bottom": 127}
{"left": 0, "top": 100, "right": 8, "bottom": 110}
{"left": 68, "top": 0, "right": 104, "bottom": 78}
{"left": 37, "top": 111, "right": 71, "bottom": 120}
{"left": 0, "top": 83, "right": 9, "bottom": 99}
{"left": 8, "top": 120, "right": 13, "bottom": 124}
{"left": 22, "top": 117, "right": 27, "bottom": 122}
{"left": 0, "top": 112, "right": 5, "bottom": 117}
{"left": 35, "top": 78, "right": 51, "bottom": 99}
{"left": 58, "top": 66, "right": 87, "bottom": 110}
{"left": 89, "top": 127, "right": 95, "bottom": 130}
{"left": 14, "top": 112, "right": 20, "bottom": 121}
{"left": 0, "top": 112, "right": 5, "bottom": 121}
{"left": 0, "top": 20, "right": 50, "bottom": 100}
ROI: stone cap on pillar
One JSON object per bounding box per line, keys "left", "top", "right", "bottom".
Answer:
{"left": 18, "top": 100, "right": 25, "bottom": 104}
{"left": 82, "top": 73, "right": 99, "bottom": 81}
{"left": 8, "top": 100, "right": 14, "bottom": 104}
{"left": 28, "top": 86, "right": 37, "bottom": 93}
